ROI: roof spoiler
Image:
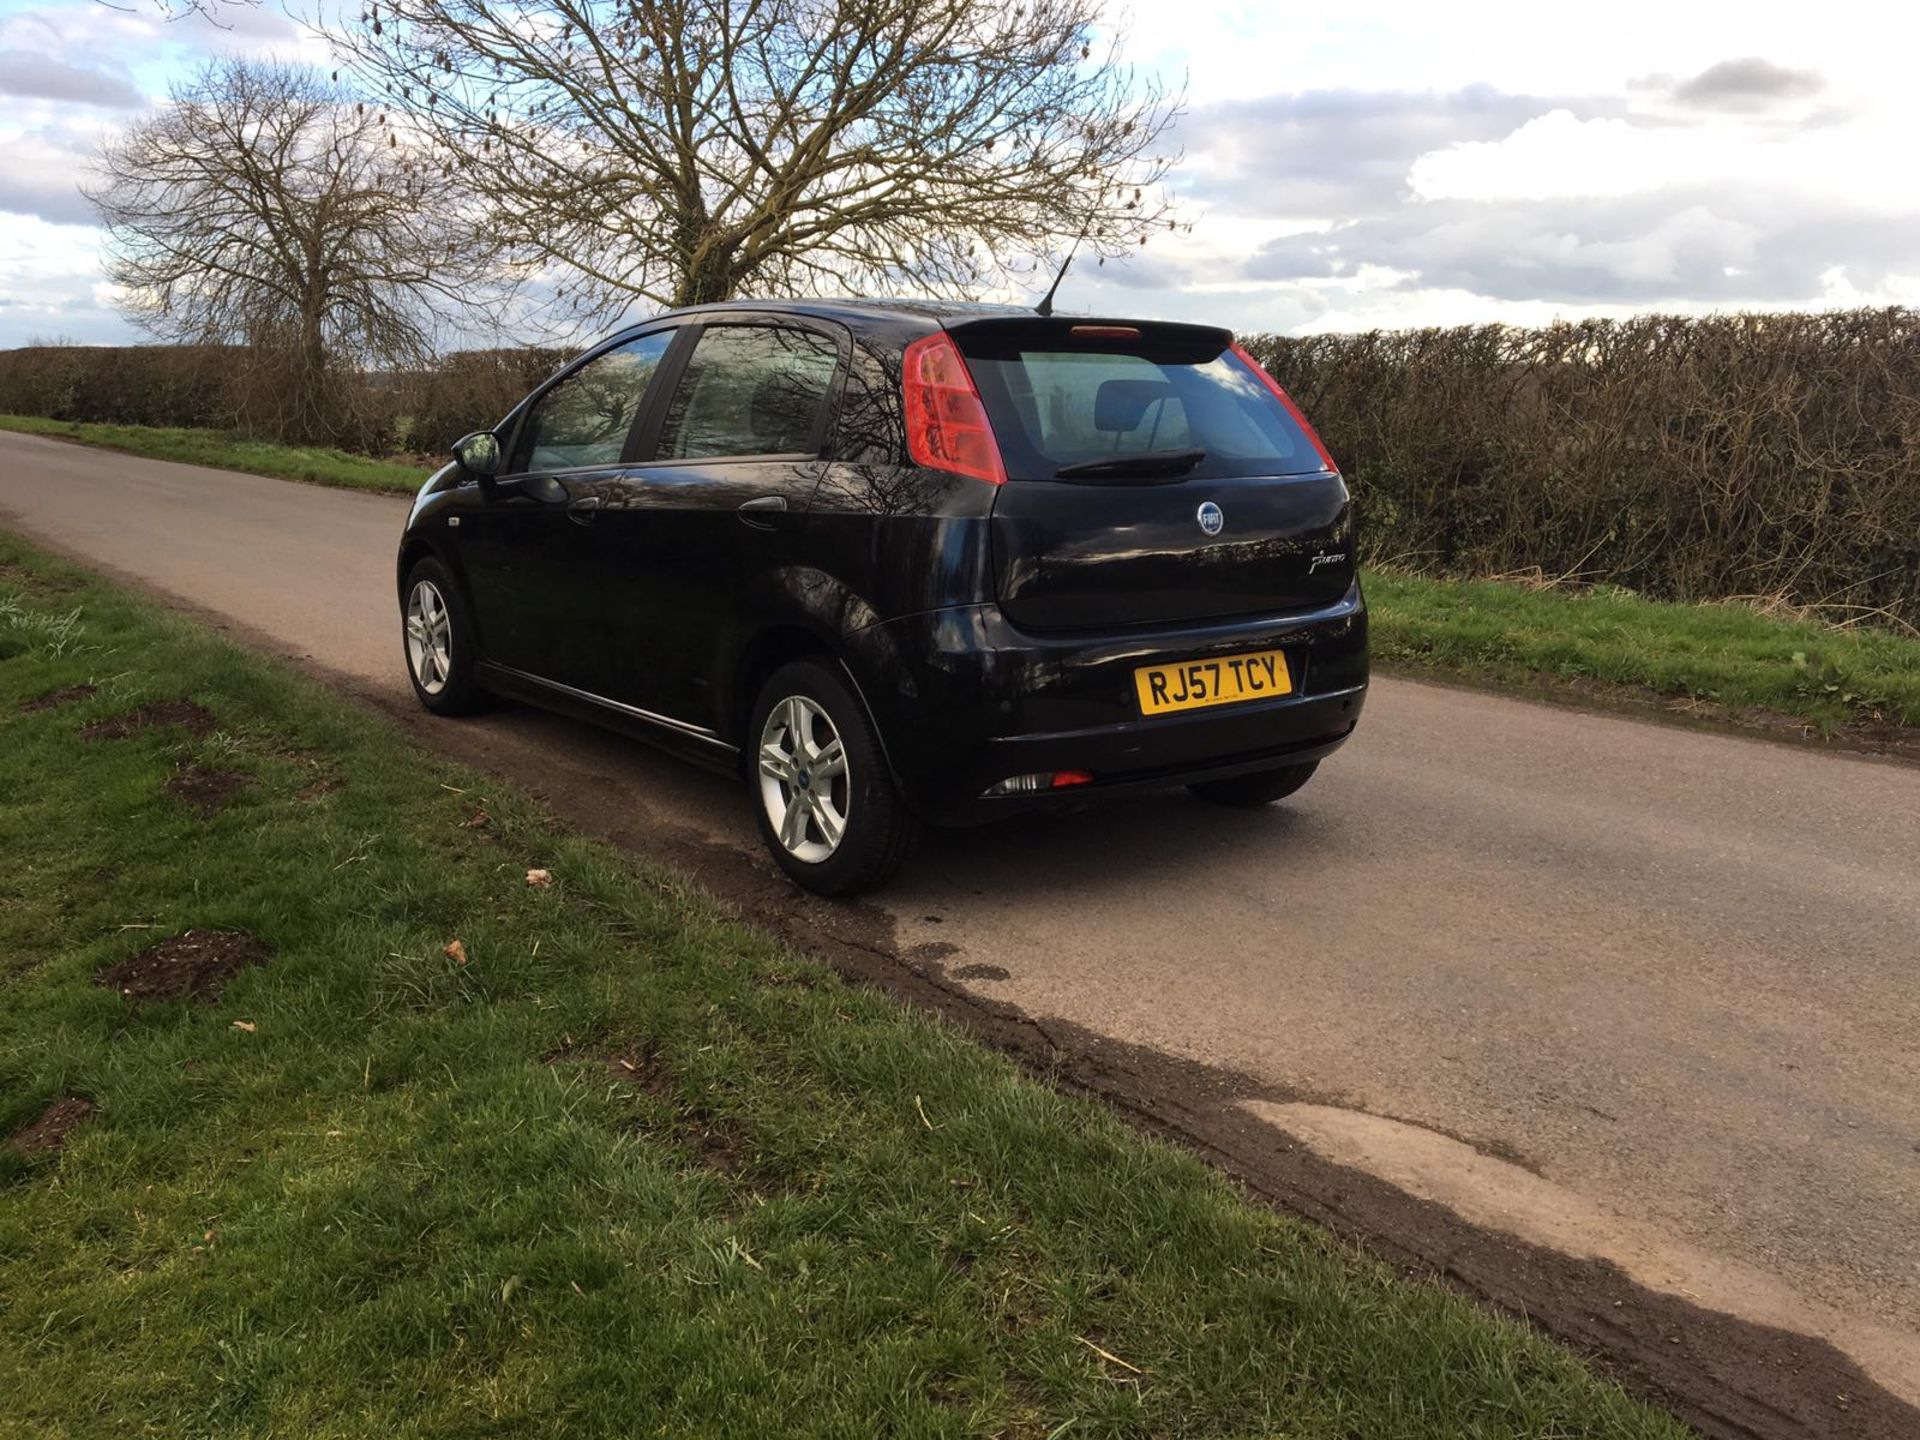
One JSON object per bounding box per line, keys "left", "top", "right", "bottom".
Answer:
{"left": 942, "top": 315, "right": 1233, "bottom": 363}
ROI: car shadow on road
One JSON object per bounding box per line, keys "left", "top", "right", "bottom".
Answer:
{"left": 434, "top": 696, "right": 1344, "bottom": 906}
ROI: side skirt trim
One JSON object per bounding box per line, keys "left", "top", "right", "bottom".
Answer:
{"left": 475, "top": 662, "right": 740, "bottom": 757}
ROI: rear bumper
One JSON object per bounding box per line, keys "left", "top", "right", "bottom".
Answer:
{"left": 844, "top": 582, "right": 1368, "bottom": 825}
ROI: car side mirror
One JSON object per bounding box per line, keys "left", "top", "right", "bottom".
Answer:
{"left": 452, "top": 431, "right": 502, "bottom": 481}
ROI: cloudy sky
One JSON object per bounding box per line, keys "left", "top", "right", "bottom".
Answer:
{"left": 3, "top": 0, "right": 1918, "bottom": 345}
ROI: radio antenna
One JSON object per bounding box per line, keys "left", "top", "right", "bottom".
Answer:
{"left": 1034, "top": 246, "right": 1076, "bottom": 318}
{"left": 1036, "top": 170, "right": 1127, "bottom": 317}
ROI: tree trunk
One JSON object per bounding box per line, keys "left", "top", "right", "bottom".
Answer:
{"left": 296, "top": 307, "right": 331, "bottom": 447}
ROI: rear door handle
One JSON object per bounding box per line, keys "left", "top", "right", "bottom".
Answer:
{"left": 567, "top": 493, "right": 603, "bottom": 526}
{"left": 738, "top": 495, "right": 787, "bottom": 530}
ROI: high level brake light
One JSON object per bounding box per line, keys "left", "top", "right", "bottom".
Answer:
{"left": 1229, "top": 342, "right": 1340, "bottom": 474}
{"left": 902, "top": 332, "right": 1006, "bottom": 486}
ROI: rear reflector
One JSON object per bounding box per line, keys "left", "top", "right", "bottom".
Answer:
{"left": 902, "top": 332, "right": 1006, "bottom": 485}
{"left": 983, "top": 770, "right": 1095, "bottom": 797}
{"left": 1228, "top": 342, "right": 1339, "bottom": 474}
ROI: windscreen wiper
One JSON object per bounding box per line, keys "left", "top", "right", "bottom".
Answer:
{"left": 1052, "top": 448, "right": 1207, "bottom": 481}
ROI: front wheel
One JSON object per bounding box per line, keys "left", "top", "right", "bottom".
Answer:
{"left": 749, "top": 659, "right": 916, "bottom": 895}
{"left": 401, "top": 558, "right": 487, "bottom": 716}
{"left": 1188, "top": 761, "right": 1318, "bottom": 808}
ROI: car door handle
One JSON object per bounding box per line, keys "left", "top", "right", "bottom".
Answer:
{"left": 738, "top": 495, "right": 787, "bottom": 530}
{"left": 566, "top": 494, "right": 603, "bottom": 526}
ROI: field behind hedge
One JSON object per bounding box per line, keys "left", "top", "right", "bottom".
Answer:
{"left": 1242, "top": 308, "right": 1920, "bottom": 628}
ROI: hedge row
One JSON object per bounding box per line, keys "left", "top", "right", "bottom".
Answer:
{"left": 0, "top": 342, "right": 574, "bottom": 457}
{"left": 1241, "top": 309, "right": 1920, "bottom": 626}
{"left": 403, "top": 347, "right": 569, "bottom": 454}
{"left": 0, "top": 345, "right": 236, "bottom": 430}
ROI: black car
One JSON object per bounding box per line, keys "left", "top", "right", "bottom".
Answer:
{"left": 397, "top": 300, "right": 1367, "bottom": 894}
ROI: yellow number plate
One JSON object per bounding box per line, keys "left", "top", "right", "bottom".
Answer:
{"left": 1134, "top": 650, "right": 1292, "bottom": 716}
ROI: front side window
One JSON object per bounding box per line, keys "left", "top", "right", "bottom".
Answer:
{"left": 654, "top": 325, "right": 841, "bottom": 462}
{"left": 513, "top": 330, "right": 674, "bottom": 473}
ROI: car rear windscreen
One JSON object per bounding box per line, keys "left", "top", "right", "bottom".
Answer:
{"left": 956, "top": 337, "right": 1326, "bottom": 482}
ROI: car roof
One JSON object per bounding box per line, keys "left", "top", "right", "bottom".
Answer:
{"left": 660, "top": 297, "right": 1036, "bottom": 329}
{"left": 601, "top": 297, "right": 1225, "bottom": 356}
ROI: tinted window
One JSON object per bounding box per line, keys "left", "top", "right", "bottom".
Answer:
{"left": 655, "top": 325, "right": 840, "bottom": 461}
{"left": 963, "top": 344, "right": 1322, "bottom": 481}
{"left": 513, "top": 331, "right": 674, "bottom": 472}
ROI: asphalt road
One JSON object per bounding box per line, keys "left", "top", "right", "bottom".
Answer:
{"left": 5, "top": 429, "right": 1918, "bottom": 1415}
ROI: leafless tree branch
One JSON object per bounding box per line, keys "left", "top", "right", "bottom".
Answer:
{"left": 324, "top": 0, "right": 1183, "bottom": 317}
{"left": 92, "top": 0, "right": 262, "bottom": 26}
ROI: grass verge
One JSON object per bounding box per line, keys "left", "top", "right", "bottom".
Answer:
{"left": 1368, "top": 568, "right": 1920, "bottom": 735}
{"left": 0, "top": 530, "right": 1684, "bottom": 1437}
{"left": 0, "top": 414, "right": 429, "bottom": 495}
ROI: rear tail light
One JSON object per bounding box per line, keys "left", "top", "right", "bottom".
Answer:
{"left": 902, "top": 332, "right": 1006, "bottom": 486}
{"left": 1229, "top": 342, "right": 1339, "bottom": 474}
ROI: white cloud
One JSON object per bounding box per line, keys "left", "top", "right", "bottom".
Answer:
{"left": 0, "top": 212, "right": 123, "bottom": 343}
{"left": 0, "top": 128, "right": 106, "bottom": 226}
{"left": 1408, "top": 106, "right": 1920, "bottom": 215}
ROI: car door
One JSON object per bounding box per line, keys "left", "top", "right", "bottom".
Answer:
{"left": 458, "top": 328, "right": 679, "bottom": 688}
{"left": 593, "top": 320, "right": 846, "bottom": 729}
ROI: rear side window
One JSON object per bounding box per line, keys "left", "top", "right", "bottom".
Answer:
{"left": 655, "top": 325, "right": 840, "bottom": 461}
{"left": 962, "top": 342, "right": 1324, "bottom": 481}
{"left": 513, "top": 330, "right": 673, "bottom": 472}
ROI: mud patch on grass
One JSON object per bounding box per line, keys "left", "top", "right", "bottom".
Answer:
{"left": 165, "top": 760, "right": 250, "bottom": 815}
{"left": 11, "top": 1097, "right": 93, "bottom": 1157}
{"left": 96, "top": 929, "right": 269, "bottom": 1002}
{"left": 0, "top": 562, "right": 80, "bottom": 593}
{"left": 295, "top": 774, "right": 343, "bottom": 800}
{"left": 601, "top": 1043, "right": 754, "bottom": 1177}
{"left": 20, "top": 682, "right": 97, "bottom": 712}
{"left": 756, "top": 960, "right": 821, "bottom": 990}
{"left": 83, "top": 698, "right": 216, "bottom": 740}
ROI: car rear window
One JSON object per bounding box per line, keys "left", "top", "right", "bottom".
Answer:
{"left": 958, "top": 340, "right": 1324, "bottom": 481}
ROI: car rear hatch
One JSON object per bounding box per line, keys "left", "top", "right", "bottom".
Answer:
{"left": 948, "top": 316, "right": 1354, "bottom": 631}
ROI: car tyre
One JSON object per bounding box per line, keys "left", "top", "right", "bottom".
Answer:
{"left": 750, "top": 659, "right": 916, "bottom": 896}
{"left": 402, "top": 557, "right": 488, "bottom": 716}
{"left": 1188, "top": 761, "right": 1318, "bottom": 808}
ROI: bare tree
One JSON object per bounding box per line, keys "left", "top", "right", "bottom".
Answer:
{"left": 89, "top": 59, "right": 500, "bottom": 445}
{"left": 325, "top": 0, "right": 1180, "bottom": 315}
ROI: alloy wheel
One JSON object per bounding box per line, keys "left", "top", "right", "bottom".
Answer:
{"left": 405, "top": 579, "right": 453, "bottom": 696}
{"left": 757, "top": 694, "right": 850, "bottom": 863}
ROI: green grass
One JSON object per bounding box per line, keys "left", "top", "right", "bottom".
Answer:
{"left": 1367, "top": 568, "right": 1920, "bottom": 732}
{"left": 0, "top": 532, "right": 1683, "bottom": 1438}
{"left": 0, "top": 414, "right": 430, "bottom": 494}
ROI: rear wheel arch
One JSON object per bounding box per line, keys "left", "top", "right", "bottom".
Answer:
{"left": 728, "top": 625, "right": 898, "bottom": 784}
